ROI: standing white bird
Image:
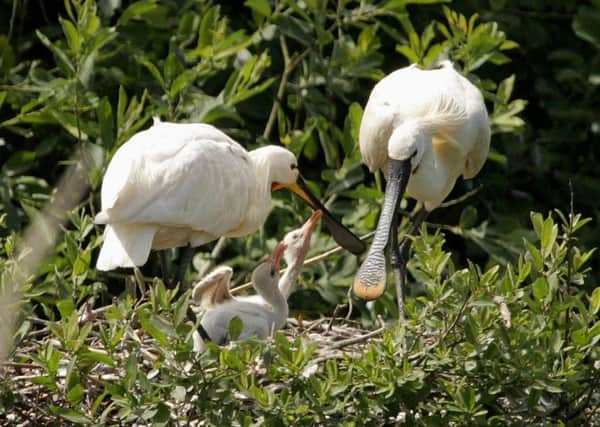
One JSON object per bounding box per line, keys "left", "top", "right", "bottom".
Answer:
{"left": 95, "top": 119, "right": 364, "bottom": 274}
{"left": 353, "top": 61, "right": 490, "bottom": 314}
{"left": 193, "top": 241, "right": 288, "bottom": 350}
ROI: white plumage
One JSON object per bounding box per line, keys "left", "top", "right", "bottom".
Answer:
{"left": 192, "top": 242, "right": 288, "bottom": 351}
{"left": 96, "top": 120, "right": 300, "bottom": 270}
{"left": 354, "top": 61, "right": 491, "bottom": 303}
{"left": 95, "top": 119, "right": 363, "bottom": 271}
{"left": 191, "top": 211, "right": 321, "bottom": 351}
{"left": 359, "top": 60, "right": 490, "bottom": 210}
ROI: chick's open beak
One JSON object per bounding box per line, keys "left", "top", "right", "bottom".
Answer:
{"left": 269, "top": 241, "right": 287, "bottom": 268}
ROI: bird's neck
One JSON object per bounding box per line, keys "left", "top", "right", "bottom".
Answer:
{"left": 257, "top": 283, "right": 288, "bottom": 328}
{"left": 278, "top": 256, "right": 305, "bottom": 300}
{"left": 229, "top": 155, "right": 273, "bottom": 237}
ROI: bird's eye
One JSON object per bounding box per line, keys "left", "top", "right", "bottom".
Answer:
{"left": 290, "top": 163, "right": 298, "bottom": 170}
{"left": 270, "top": 268, "right": 276, "bottom": 277}
{"left": 293, "top": 233, "right": 300, "bottom": 240}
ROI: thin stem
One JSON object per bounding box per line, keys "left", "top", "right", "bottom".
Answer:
{"left": 263, "top": 36, "right": 310, "bottom": 140}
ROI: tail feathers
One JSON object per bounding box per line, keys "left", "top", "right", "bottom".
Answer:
{"left": 96, "top": 223, "right": 156, "bottom": 271}
{"left": 94, "top": 211, "right": 110, "bottom": 224}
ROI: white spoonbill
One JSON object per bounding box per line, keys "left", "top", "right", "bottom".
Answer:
{"left": 192, "top": 210, "right": 322, "bottom": 311}
{"left": 95, "top": 119, "right": 364, "bottom": 273}
{"left": 353, "top": 61, "right": 490, "bottom": 313}
{"left": 193, "top": 241, "right": 287, "bottom": 350}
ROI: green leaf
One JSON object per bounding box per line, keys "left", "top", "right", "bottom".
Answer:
{"left": 395, "top": 44, "right": 419, "bottom": 63}
{"left": 573, "top": 6, "right": 600, "bottom": 48}
{"left": 532, "top": 277, "right": 549, "bottom": 300}
{"left": 274, "top": 15, "right": 312, "bottom": 46}
{"left": 164, "top": 52, "right": 183, "bottom": 85}
{"left": 57, "top": 299, "right": 76, "bottom": 318}
{"left": 459, "top": 206, "right": 478, "bottom": 229}
{"left": 66, "top": 383, "right": 85, "bottom": 404}
{"left": 540, "top": 217, "right": 558, "bottom": 257}
{"left": 139, "top": 57, "right": 165, "bottom": 89}
{"left": 49, "top": 406, "right": 91, "bottom": 424}
{"left": 496, "top": 74, "right": 515, "bottom": 104}
{"left": 197, "top": 6, "right": 219, "bottom": 50}
{"left": 35, "top": 30, "right": 75, "bottom": 75}
{"left": 572, "top": 328, "right": 589, "bottom": 346}
{"left": 59, "top": 17, "right": 80, "bottom": 54}
{"left": 171, "top": 385, "right": 186, "bottom": 402}
{"left": 117, "top": 0, "right": 159, "bottom": 27}
{"left": 245, "top": 0, "right": 271, "bottom": 18}
{"left": 590, "top": 287, "right": 600, "bottom": 315}
{"left": 228, "top": 316, "right": 244, "bottom": 340}
{"left": 530, "top": 212, "right": 543, "bottom": 239}
{"left": 97, "top": 97, "right": 114, "bottom": 149}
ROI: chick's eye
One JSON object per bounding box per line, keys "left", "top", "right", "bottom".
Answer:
{"left": 290, "top": 163, "right": 298, "bottom": 170}
{"left": 270, "top": 268, "right": 276, "bottom": 277}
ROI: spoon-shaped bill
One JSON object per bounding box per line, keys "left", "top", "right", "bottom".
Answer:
{"left": 275, "top": 177, "right": 366, "bottom": 255}
{"left": 353, "top": 159, "right": 411, "bottom": 300}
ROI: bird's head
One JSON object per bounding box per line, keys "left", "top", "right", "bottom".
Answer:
{"left": 388, "top": 122, "right": 428, "bottom": 174}
{"left": 250, "top": 145, "right": 300, "bottom": 187}
{"left": 252, "top": 241, "right": 286, "bottom": 292}
{"left": 282, "top": 210, "right": 322, "bottom": 265}
{"left": 253, "top": 145, "right": 365, "bottom": 256}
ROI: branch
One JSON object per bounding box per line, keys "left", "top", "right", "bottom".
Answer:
{"left": 263, "top": 36, "right": 310, "bottom": 140}
{"left": 330, "top": 326, "right": 385, "bottom": 349}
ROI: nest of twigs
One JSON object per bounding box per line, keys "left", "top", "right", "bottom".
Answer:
{"left": 1, "top": 305, "right": 382, "bottom": 425}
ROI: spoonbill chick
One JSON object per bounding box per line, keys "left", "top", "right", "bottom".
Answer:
{"left": 192, "top": 210, "right": 322, "bottom": 312}
{"left": 193, "top": 241, "right": 287, "bottom": 350}
{"left": 353, "top": 61, "right": 490, "bottom": 315}
{"left": 94, "top": 119, "right": 364, "bottom": 276}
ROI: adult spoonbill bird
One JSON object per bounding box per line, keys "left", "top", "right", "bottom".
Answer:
{"left": 95, "top": 119, "right": 364, "bottom": 275}
{"left": 192, "top": 210, "right": 322, "bottom": 312}
{"left": 353, "top": 61, "right": 490, "bottom": 313}
{"left": 192, "top": 241, "right": 287, "bottom": 350}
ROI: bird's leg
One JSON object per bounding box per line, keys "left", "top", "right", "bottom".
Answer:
{"left": 155, "top": 251, "right": 170, "bottom": 285}
{"left": 389, "top": 214, "right": 405, "bottom": 322}
{"left": 176, "top": 245, "right": 195, "bottom": 291}
{"left": 391, "top": 207, "right": 429, "bottom": 321}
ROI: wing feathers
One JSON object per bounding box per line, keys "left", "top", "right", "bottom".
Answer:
{"left": 191, "top": 266, "right": 234, "bottom": 309}
{"left": 96, "top": 223, "right": 156, "bottom": 270}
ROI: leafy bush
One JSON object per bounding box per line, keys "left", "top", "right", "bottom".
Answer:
{"left": 2, "top": 209, "right": 598, "bottom": 424}
{"left": 0, "top": 0, "right": 598, "bottom": 424}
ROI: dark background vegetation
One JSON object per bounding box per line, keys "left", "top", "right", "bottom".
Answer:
{"left": 0, "top": 0, "right": 599, "bottom": 424}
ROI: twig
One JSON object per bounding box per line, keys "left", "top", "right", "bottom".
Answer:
{"left": 330, "top": 327, "right": 385, "bottom": 349}
{"left": 263, "top": 37, "right": 310, "bottom": 140}
{"left": 104, "top": 271, "right": 155, "bottom": 283}
{"left": 26, "top": 316, "right": 50, "bottom": 326}
{"left": 438, "top": 185, "right": 482, "bottom": 208}
{"left": 326, "top": 304, "right": 348, "bottom": 332}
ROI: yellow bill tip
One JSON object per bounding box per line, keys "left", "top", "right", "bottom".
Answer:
{"left": 352, "top": 277, "right": 386, "bottom": 301}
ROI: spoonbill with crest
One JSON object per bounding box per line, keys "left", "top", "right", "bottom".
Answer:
{"left": 353, "top": 61, "right": 490, "bottom": 316}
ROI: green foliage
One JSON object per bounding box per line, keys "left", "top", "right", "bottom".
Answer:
{"left": 0, "top": 0, "right": 598, "bottom": 424}
{"left": 2, "top": 208, "right": 598, "bottom": 423}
